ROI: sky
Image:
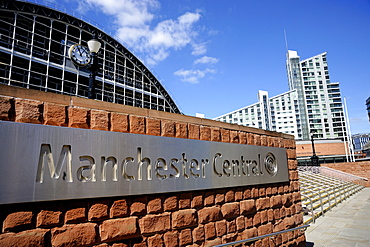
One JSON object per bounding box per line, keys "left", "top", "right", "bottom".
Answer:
{"left": 42, "top": 0, "right": 370, "bottom": 135}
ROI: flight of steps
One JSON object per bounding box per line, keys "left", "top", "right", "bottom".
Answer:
{"left": 298, "top": 166, "right": 366, "bottom": 224}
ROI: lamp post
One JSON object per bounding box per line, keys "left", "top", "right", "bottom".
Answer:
{"left": 87, "top": 35, "right": 101, "bottom": 99}
{"left": 310, "top": 134, "right": 319, "bottom": 166}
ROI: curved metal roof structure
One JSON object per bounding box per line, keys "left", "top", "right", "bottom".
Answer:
{"left": 0, "top": 0, "right": 181, "bottom": 114}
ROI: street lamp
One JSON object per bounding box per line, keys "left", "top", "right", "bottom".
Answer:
{"left": 87, "top": 35, "right": 101, "bottom": 99}
{"left": 310, "top": 134, "right": 319, "bottom": 166}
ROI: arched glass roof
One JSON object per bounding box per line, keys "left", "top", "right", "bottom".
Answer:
{"left": 0, "top": 0, "right": 181, "bottom": 114}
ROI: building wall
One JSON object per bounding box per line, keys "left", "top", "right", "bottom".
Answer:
{"left": 322, "top": 162, "right": 370, "bottom": 187}
{"left": 270, "top": 91, "right": 299, "bottom": 138}
{"left": 215, "top": 50, "right": 347, "bottom": 141}
{"left": 286, "top": 50, "right": 309, "bottom": 140}
{"left": 214, "top": 90, "right": 300, "bottom": 139}
{"left": 287, "top": 51, "right": 347, "bottom": 140}
{"left": 296, "top": 142, "right": 346, "bottom": 157}
{"left": 0, "top": 84, "right": 306, "bottom": 246}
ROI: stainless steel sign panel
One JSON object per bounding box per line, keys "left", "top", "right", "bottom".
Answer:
{"left": 0, "top": 122, "right": 289, "bottom": 204}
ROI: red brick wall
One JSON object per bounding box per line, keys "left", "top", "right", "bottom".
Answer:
{"left": 322, "top": 161, "right": 370, "bottom": 187}
{"left": 296, "top": 142, "right": 346, "bottom": 157}
{"left": 0, "top": 85, "right": 306, "bottom": 247}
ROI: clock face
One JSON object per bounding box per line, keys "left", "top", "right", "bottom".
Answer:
{"left": 68, "top": 44, "right": 91, "bottom": 66}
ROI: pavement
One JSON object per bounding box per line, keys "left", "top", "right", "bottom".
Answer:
{"left": 305, "top": 187, "right": 370, "bottom": 247}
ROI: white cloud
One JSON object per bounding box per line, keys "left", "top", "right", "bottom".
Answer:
{"left": 194, "top": 56, "right": 219, "bottom": 65}
{"left": 174, "top": 68, "right": 216, "bottom": 84}
{"left": 191, "top": 43, "right": 207, "bottom": 56}
{"left": 148, "top": 12, "right": 200, "bottom": 49}
{"left": 80, "top": 0, "right": 203, "bottom": 65}
{"left": 84, "top": 0, "right": 158, "bottom": 25}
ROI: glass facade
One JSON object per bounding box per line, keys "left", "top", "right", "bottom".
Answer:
{"left": 287, "top": 52, "right": 347, "bottom": 140}
{"left": 0, "top": 0, "right": 181, "bottom": 114}
{"left": 352, "top": 133, "right": 370, "bottom": 152}
{"left": 286, "top": 51, "right": 309, "bottom": 139}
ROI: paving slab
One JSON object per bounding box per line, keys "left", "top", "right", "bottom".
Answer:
{"left": 305, "top": 188, "right": 370, "bottom": 247}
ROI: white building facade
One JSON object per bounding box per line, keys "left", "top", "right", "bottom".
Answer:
{"left": 215, "top": 90, "right": 301, "bottom": 139}
{"left": 214, "top": 50, "right": 348, "bottom": 141}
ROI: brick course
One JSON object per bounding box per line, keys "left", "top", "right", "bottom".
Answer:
{"left": 15, "top": 98, "right": 43, "bottom": 124}
{"left": 100, "top": 217, "right": 139, "bottom": 242}
{"left": 171, "top": 209, "right": 197, "bottom": 229}
{"left": 0, "top": 85, "right": 305, "bottom": 246}
{"left": 36, "top": 210, "right": 62, "bottom": 228}
{"left": 88, "top": 202, "right": 109, "bottom": 222}
{"left": 65, "top": 207, "right": 86, "bottom": 224}
{"left": 0, "top": 96, "right": 13, "bottom": 121}
{"left": 2, "top": 211, "right": 33, "bottom": 233}
{"left": 51, "top": 223, "right": 98, "bottom": 247}
{"left": 0, "top": 229, "right": 49, "bottom": 247}
{"left": 43, "top": 102, "right": 67, "bottom": 126}
{"left": 139, "top": 213, "right": 171, "bottom": 234}
{"left": 90, "top": 109, "right": 109, "bottom": 131}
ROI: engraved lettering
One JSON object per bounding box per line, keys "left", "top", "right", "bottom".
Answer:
{"left": 258, "top": 154, "right": 264, "bottom": 175}
{"left": 36, "top": 144, "right": 73, "bottom": 183}
{"left": 122, "top": 157, "right": 135, "bottom": 181}
{"left": 201, "top": 159, "right": 209, "bottom": 178}
{"left": 231, "top": 160, "right": 240, "bottom": 177}
{"left": 170, "top": 158, "right": 180, "bottom": 178}
{"left": 213, "top": 153, "right": 222, "bottom": 177}
{"left": 189, "top": 159, "right": 200, "bottom": 178}
{"left": 180, "top": 153, "right": 189, "bottom": 179}
{"left": 223, "top": 160, "right": 231, "bottom": 177}
{"left": 137, "top": 148, "right": 151, "bottom": 181}
{"left": 251, "top": 160, "right": 259, "bottom": 176}
{"left": 155, "top": 158, "right": 167, "bottom": 180}
{"left": 77, "top": 155, "right": 95, "bottom": 182}
{"left": 212, "top": 153, "right": 222, "bottom": 177}
{"left": 101, "top": 156, "right": 118, "bottom": 182}
{"left": 240, "top": 156, "right": 250, "bottom": 176}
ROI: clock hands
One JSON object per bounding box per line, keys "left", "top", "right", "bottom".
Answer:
{"left": 69, "top": 44, "right": 92, "bottom": 66}
{"left": 75, "top": 46, "right": 89, "bottom": 57}
{"left": 77, "top": 46, "right": 82, "bottom": 56}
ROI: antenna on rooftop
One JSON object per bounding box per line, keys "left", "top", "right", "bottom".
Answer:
{"left": 284, "top": 29, "right": 289, "bottom": 54}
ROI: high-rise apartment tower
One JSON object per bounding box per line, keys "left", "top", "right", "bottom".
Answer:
{"left": 286, "top": 50, "right": 347, "bottom": 140}
{"left": 214, "top": 50, "right": 348, "bottom": 141}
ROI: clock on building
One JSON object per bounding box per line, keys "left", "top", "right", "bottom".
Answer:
{"left": 68, "top": 44, "right": 91, "bottom": 66}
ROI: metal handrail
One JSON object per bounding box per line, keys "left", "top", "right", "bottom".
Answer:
{"left": 302, "top": 188, "right": 324, "bottom": 216}
{"left": 213, "top": 225, "right": 310, "bottom": 247}
{"left": 300, "top": 171, "right": 363, "bottom": 204}
{"left": 300, "top": 179, "right": 344, "bottom": 207}
{"left": 299, "top": 169, "right": 365, "bottom": 225}
{"left": 301, "top": 194, "right": 315, "bottom": 223}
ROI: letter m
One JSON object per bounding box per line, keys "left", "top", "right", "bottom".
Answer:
{"left": 36, "top": 144, "right": 73, "bottom": 183}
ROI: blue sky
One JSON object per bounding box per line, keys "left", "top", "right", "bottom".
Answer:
{"left": 44, "top": 0, "right": 370, "bottom": 134}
